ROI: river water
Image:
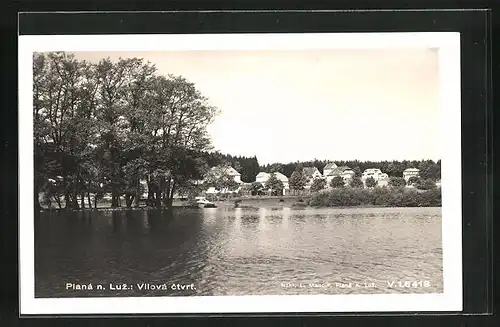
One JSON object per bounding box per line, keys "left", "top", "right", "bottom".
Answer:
{"left": 34, "top": 206, "right": 443, "bottom": 297}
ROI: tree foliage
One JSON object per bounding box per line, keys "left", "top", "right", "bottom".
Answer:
{"left": 330, "top": 176, "right": 345, "bottom": 188}
{"left": 269, "top": 163, "right": 283, "bottom": 173}
{"left": 349, "top": 177, "right": 364, "bottom": 188}
{"left": 266, "top": 173, "right": 284, "bottom": 196}
{"left": 288, "top": 167, "right": 307, "bottom": 194}
{"left": 388, "top": 176, "right": 406, "bottom": 188}
{"left": 203, "top": 166, "right": 239, "bottom": 193}
{"left": 365, "top": 176, "right": 378, "bottom": 188}
{"left": 415, "top": 178, "right": 437, "bottom": 190}
{"left": 407, "top": 176, "right": 420, "bottom": 186}
{"left": 310, "top": 178, "right": 326, "bottom": 192}
{"left": 250, "top": 182, "right": 264, "bottom": 195}
{"left": 309, "top": 187, "right": 441, "bottom": 208}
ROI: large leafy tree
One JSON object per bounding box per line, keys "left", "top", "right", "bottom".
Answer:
{"left": 203, "top": 166, "right": 239, "bottom": 194}
{"left": 388, "top": 176, "right": 406, "bottom": 188}
{"left": 93, "top": 57, "right": 143, "bottom": 207}
{"left": 266, "top": 173, "right": 284, "bottom": 196}
{"left": 349, "top": 177, "right": 364, "bottom": 188}
{"left": 288, "top": 166, "right": 307, "bottom": 195}
{"left": 146, "top": 75, "right": 219, "bottom": 207}
{"left": 330, "top": 176, "right": 345, "bottom": 188}
{"left": 416, "top": 178, "right": 437, "bottom": 190}
{"left": 310, "top": 178, "right": 326, "bottom": 192}
{"left": 33, "top": 52, "right": 98, "bottom": 209}
{"left": 365, "top": 176, "right": 378, "bottom": 188}
{"left": 249, "top": 182, "right": 264, "bottom": 195}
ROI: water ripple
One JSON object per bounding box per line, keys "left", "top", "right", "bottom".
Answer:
{"left": 35, "top": 207, "right": 443, "bottom": 297}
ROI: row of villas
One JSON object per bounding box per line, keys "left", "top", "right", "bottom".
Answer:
{"left": 203, "top": 163, "right": 422, "bottom": 196}
{"left": 41, "top": 164, "right": 425, "bottom": 204}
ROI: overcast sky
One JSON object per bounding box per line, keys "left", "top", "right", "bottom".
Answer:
{"left": 72, "top": 49, "right": 440, "bottom": 164}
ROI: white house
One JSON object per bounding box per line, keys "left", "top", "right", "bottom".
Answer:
{"left": 303, "top": 167, "right": 322, "bottom": 179}
{"left": 204, "top": 165, "right": 243, "bottom": 194}
{"left": 378, "top": 175, "right": 389, "bottom": 187}
{"left": 214, "top": 166, "right": 242, "bottom": 183}
{"left": 323, "top": 164, "right": 355, "bottom": 186}
{"left": 323, "top": 162, "right": 338, "bottom": 177}
{"left": 256, "top": 172, "right": 271, "bottom": 184}
{"left": 403, "top": 168, "right": 420, "bottom": 182}
{"left": 361, "top": 168, "right": 386, "bottom": 181}
{"left": 342, "top": 169, "right": 356, "bottom": 180}
{"left": 361, "top": 168, "right": 389, "bottom": 187}
{"left": 302, "top": 167, "right": 322, "bottom": 189}
{"left": 255, "top": 171, "right": 290, "bottom": 195}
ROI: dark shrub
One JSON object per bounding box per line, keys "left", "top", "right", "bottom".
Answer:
{"left": 388, "top": 177, "right": 406, "bottom": 188}
{"left": 401, "top": 189, "right": 420, "bottom": 207}
{"left": 419, "top": 188, "right": 441, "bottom": 206}
{"left": 370, "top": 186, "right": 389, "bottom": 205}
{"left": 365, "top": 177, "right": 378, "bottom": 188}
{"left": 330, "top": 176, "right": 345, "bottom": 188}
{"left": 416, "top": 179, "right": 437, "bottom": 190}
{"left": 349, "top": 177, "right": 364, "bottom": 188}
{"left": 310, "top": 178, "right": 327, "bottom": 192}
{"left": 407, "top": 176, "right": 420, "bottom": 186}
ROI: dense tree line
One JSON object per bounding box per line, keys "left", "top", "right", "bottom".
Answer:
{"left": 261, "top": 159, "right": 441, "bottom": 180}
{"left": 34, "top": 52, "right": 218, "bottom": 210}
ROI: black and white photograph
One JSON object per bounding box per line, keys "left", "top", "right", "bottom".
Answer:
{"left": 19, "top": 32, "right": 462, "bottom": 314}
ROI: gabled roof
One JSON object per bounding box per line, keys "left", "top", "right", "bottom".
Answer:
{"left": 403, "top": 168, "right": 420, "bottom": 172}
{"left": 211, "top": 165, "right": 241, "bottom": 176}
{"left": 303, "top": 167, "right": 320, "bottom": 177}
{"left": 273, "top": 172, "right": 289, "bottom": 182}
{"left": 324, "top": 162, "right": 338, "bottom": 170}
{"left": 325, "top": 166, "right": 352, "bottom": 176}
{"left": 225, "top": 166, "right": 241, "bottom": 176}
{"left": 255, "top": 172, "right": 288, "bottom": 183}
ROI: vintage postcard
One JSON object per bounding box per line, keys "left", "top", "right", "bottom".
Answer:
{"left": 19, "top": 32, "right": 462, "bottom": 314}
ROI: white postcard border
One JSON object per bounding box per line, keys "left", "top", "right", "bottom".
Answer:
{"left": 18, "top": 32, "right": 462, "bottom": 315}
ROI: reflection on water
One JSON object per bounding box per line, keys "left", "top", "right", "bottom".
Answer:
{"left": 34, "top": 207, "right": 443, "bottom": 297}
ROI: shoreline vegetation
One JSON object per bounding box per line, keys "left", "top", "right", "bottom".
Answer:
{"left": 38, "top": 187, "right": 441, "bottom": 213}
{"left": 308, "top": 187, "right": 441, "bottom": 208}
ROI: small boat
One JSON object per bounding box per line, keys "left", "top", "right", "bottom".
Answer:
{"left": 196, "top": 197, "right": 217, "bottom": 208}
